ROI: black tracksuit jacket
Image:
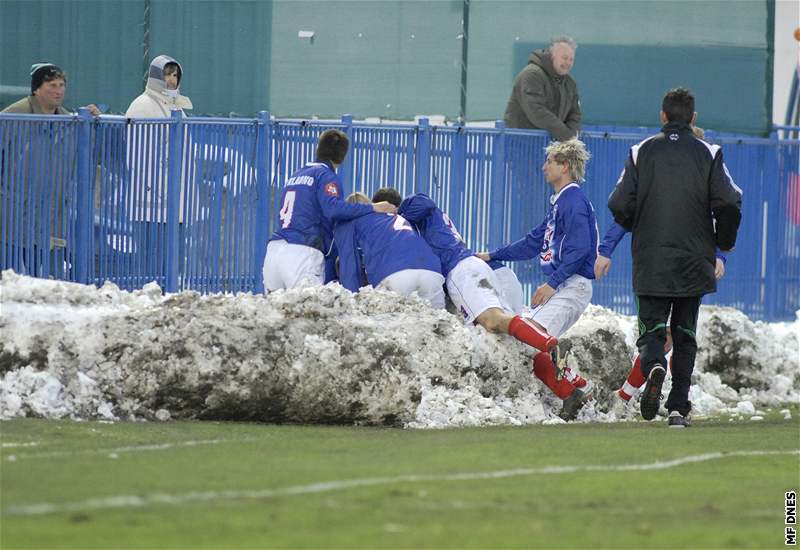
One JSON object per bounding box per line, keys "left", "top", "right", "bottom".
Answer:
{"left": 608, "top": 121, "right": 742, "bottom": 297}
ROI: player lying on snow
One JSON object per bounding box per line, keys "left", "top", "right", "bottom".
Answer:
{"left": 334, "top": 187, "right": 526, "bottom": 314}
{"left": 333, "top": 191, "right": 446, "bottom": 308}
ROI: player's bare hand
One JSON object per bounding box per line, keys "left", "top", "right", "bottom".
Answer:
{"left": 372, "top": 201, "right": 397, "bottom": 214}
{"left": 531, "top": 283, "right": 555, "bottom": 306}
{"left": 715, "top": 258, "right": 725, "bottom": 280}
{"left": 594, "top": 255, "right": 611, "bottom": 279}
{"left": 475, "top": 252, "right": 491, "bottom": 262}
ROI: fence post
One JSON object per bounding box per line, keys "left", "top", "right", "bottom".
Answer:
{"left": 764, "top": 143, "right": 780, "bottom": 320}
{"left": 254, "top": 111, "right": 271, "bottom": 294}
{"left": 165, "top": 109, "right": 184, "bottom": 293}
{"left": 415, "top": 117, "right": 431, "bottom": 195}
{"left": 74, "top": 107, "right": 93, "bottom": 284}
{"left": 489, "top": 120, "right": 506, "bottom": 250}
{"left": 449, "top": 124, "right": 466, "bottom": 226}
{"left": 340, "top": 114, "right": 354, "bottom": 194}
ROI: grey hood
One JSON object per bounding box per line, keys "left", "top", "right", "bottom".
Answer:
{"left": 145, "top": 55, "right": 192, "bottom": 109}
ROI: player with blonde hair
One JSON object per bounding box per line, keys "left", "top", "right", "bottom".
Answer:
{"left": 478, "top": 139, "right": 599, "bottom": 420}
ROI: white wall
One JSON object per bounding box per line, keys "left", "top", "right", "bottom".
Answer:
{"left": 773, "top": 0, "right": 800, "bottom": 124}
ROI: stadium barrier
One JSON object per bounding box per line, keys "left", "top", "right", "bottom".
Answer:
{"left": 1, "top": 110, "right": 798, "bottom": 321}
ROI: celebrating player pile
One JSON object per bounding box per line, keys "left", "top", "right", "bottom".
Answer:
{"left": 263, "top": 132, "right": 617, "bottom": 422}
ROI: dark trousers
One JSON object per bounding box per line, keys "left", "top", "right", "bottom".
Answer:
{"left": 636, "top": 295, "right": 701, "bottom": 416}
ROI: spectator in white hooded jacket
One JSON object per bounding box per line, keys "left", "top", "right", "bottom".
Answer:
{"left": 126, "top": 55, "right": 192, "bottom": 118}
{"left": 123, "top": 55, "right": 195, "bottom": 228}
{"left": 121, "top": 54, "right": 195, "bottom": 279}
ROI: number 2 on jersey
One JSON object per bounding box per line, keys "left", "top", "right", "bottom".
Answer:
{"left": 393, "top": 215, "right": 413, "bottom": 232}
{"left": 279, "top": 191, "right": 296, "bottom": 228}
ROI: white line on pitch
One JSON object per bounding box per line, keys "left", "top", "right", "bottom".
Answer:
{"left": 3, "top": 438, "right": 252, "bottom": 461}
{"left": 1, "top": 442, "right": 41, "bottom": 448}
{"left": 4, "top": 449, "right": 798, "bottom": 517}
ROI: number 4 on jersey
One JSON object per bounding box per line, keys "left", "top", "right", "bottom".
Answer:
{"left": 279, "top": 191, "right": 296, "bottom": 228}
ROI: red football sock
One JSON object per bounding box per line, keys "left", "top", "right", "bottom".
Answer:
{"left": 508, "top": 316, "right": 557, "bottom": 352}
{"left": 626, "top": 355, "right": 646, "bottom": 388}
{"left": 564, "top": 368, "right": 589, "bottom": 389}
{"left": 532, "top": 351, "right": 576, "bottom": 400}
{"left": 560, "top": 366, "right": 589, "bottom": 389}
{"left": 617, "top": 388, "right": 632, "bottom": 402}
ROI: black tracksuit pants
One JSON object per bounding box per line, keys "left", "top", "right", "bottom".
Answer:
{"left": 636, "top": 295, "right": 701, "bottom": 416}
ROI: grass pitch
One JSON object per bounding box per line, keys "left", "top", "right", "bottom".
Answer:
{"left": 1, "top": 412, "right": 798, "bottom": 549}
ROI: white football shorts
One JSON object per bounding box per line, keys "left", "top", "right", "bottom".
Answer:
{"left": 525, "top": 274, "right": 592, "bottom": 338}
{"left": 378, "top": 269, "right": 446, "bottom": 309}
{"left": 492, "top": 265, "right": 524, "bottom": 315}
{"left": 446, "top": 255, "right": 512, "bottom": 324}
{"left": 262, "top": 239, "right": 324, "bottom": 292}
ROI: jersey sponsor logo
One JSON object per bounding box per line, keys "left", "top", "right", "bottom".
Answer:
{"left": 540, "top": 206, "right": 556, "bottom": 263}
{"left": 324, "top": 182, "right": 339, "bottom": 197}
{"left": 442, "top": 212, "right": 465, "bottom": 243}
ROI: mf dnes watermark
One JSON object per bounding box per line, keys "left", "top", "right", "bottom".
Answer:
{"left": 787, "top": 491, "right": 797, "bottom": 546}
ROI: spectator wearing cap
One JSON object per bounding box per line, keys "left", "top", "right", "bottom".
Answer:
{"left": 2, "top": 63, "right": 99, "bottom": 116}
{"left": 0, "top": 64, "right": 99, "bottom": 277}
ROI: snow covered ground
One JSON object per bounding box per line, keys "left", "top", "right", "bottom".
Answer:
{"left": 1, "top": 270, "right": 797, "bottom": 428}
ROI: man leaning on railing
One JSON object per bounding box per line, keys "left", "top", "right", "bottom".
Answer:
{"left": 1, "top": 63, "right": 102, "bottom": 278}
{"left": 2, "top": 63, "right": 100, "bottom": 116}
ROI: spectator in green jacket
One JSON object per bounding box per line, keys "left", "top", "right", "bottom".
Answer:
{"left": 504, "top": 36, "right": 581, "bottom": 141}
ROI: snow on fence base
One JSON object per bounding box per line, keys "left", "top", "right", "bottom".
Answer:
{"left": 0, "top": 271, "right": 797, "bottom": 427}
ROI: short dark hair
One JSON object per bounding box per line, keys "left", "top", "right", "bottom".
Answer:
{"left": 372, "top": 187, "right": 402, "bottom": 207}
{"left": 316, "top": 129, "right": 349, "bottom": 165}
{"left": 662, "top": 87, "right": 695, "bottom": 124}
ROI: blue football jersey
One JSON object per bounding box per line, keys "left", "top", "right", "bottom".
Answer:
{"left": 598, "top": 222, "right": 628, "bottom": 258}
{"left": 398, "top": 194, "right": 475, "bottom": 277}
{"left": 489, "top": 183, "right": 599, "bottom": 289}
{"left": 270, "top": 161, "right": 373, "bottom": 255}
{"left": 334, "top": 212, "right": 442, "bottom": 291}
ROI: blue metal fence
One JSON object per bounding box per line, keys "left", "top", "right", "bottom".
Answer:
{"left": 1, "top": 111, "right": 798, "bottom": 321}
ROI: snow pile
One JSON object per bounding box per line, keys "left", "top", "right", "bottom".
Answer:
{"left": 1, "top": 271, "right": 797, "bottom": 427}
{"left": 697, "top": 307, "right": 800, "bottom": 406}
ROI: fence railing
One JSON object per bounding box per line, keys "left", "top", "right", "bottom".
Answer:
{"left": 1, "top": 110, "right": 798, "bottom": 321}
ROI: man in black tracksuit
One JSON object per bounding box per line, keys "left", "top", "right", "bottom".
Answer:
{"left": 608, "top": 87, "right": 742, "bottom": 427}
